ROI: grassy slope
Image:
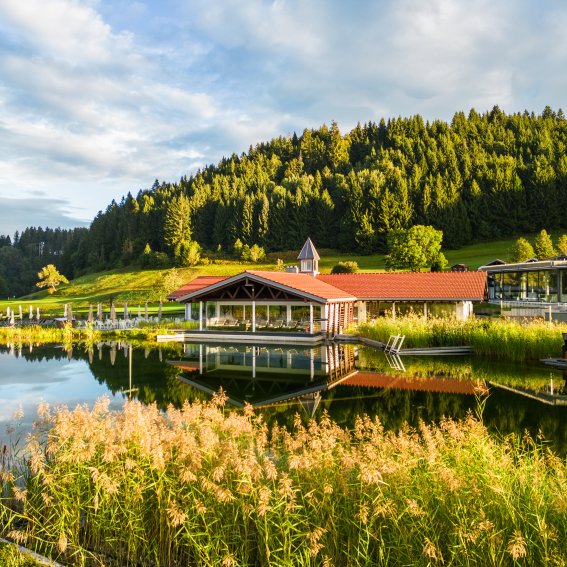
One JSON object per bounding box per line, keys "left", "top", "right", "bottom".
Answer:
{"left": 0, "top": 237, "right": 517, "bottom": 315}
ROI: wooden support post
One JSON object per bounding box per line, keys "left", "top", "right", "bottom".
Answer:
{"left": 199, "top": 301, "right": 203, "bottom": 331}
{"left": 252, "top": 300, "right": 256, "bottom": 332}
{"left": 309, "top": 303, "right": 313, "bottom": 334}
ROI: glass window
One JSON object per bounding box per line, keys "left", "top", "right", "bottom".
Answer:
{"left": 491, "top": 272, "right": 503, "bottom": 300}
{"left": 562, "top": 271, "right": 567, "bottom": 301}
{"left": 396, "top": 303, "right": 424, "bottom": 317}
{"left": 219, "top": 305, "right": 244, "bottom": 320}
{"left": 206, "top": 303, "right": 216, "bottom": 318}
{"left": 544, "top": 271, "right": 558, "bottom": 302}
{"left": 502, "top": 272, "right": 521, "bottom": 300}
{"left": 527, "top": 272, "right": 539, "bottom": 299}
{"left": 429, "top": 303, "right": 455, "bottom": 318}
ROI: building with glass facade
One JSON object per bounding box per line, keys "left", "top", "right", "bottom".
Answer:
{"left": 478, "top": 258, "right": 567, "bottom": 303}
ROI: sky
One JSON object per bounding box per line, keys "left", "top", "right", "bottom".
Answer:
{"left": 0, "top": 0, "right": 566, "bottom": 237}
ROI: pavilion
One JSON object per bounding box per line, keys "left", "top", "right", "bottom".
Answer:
{"left": 168, "top": 238, "right": 487, "bottom": 340}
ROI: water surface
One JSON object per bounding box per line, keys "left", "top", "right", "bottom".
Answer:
{"left": 1, "top": 341, "right": 566, "bottom": 454}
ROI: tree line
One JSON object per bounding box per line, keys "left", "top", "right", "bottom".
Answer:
{"left": 2, "top": 106, "right": 567, "bottom": 296}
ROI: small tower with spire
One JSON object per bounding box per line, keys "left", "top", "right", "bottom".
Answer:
{"left": 297, "top": 237, "right": 320, "bottom": 276}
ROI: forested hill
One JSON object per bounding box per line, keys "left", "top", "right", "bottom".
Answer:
{"left": 2, "top": 106, "right": 567, "bottom": 296}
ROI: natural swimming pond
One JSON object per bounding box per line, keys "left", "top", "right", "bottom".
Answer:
{"left": 1, "top": 341, "right": 566, "bottom": 454}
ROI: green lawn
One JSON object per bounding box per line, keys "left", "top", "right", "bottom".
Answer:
{"left": 0, "top": 237, "right": 521, "bottom": 316}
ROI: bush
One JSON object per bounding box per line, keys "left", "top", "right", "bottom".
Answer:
{"left": 249, "top": 244, "right": 266, "bottom": 263}
{"left": 176, "top": 241, "right": 201, "bottom": 267}
{"left": 140, "top": 249, "right": 170, "bottom": 268}
{"left": 331, "top": 261, "right": 359, "bottom": 274}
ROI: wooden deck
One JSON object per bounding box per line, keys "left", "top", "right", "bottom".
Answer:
{"left": 156, "top": 329, "right": 326, "bottom": 345}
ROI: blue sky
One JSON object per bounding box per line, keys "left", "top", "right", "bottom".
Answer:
{"left": 0, "top": 0, "right": 566, "bottom": 237}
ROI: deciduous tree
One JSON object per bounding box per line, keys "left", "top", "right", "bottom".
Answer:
{"left": 385, "top": 225, "right": 446, "bottom": 272}
{"left": 36, "top": 264, "right": 69, "bottom": 294}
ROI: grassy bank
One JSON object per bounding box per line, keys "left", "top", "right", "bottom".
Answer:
{"left": 0, "top": 398, "right": 565, "bottom": 566}
{"left": 354, "top": 316, "right": 566, "bottom": 361}
{"left": 0, "top": 321, "right": 196, "bottom": 346}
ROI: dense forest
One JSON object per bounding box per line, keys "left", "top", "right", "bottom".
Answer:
{"left": 2, "top": 106, "right": 567, "bottom": 296}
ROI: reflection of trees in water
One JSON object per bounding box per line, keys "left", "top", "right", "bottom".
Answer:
{"left": 0, "top": 343, "right": 77, "bottom": 362}
{"left": 484, "top": 390, "right": 567, "bottom": 455}
{"left": 3, "top": 343, "right": 566, "bottom": 455}
{"left": 85, "top": 344, "right": 201, "bottom": 411}
{"left": 0, "top": 342, "right": 209, "bottom": 411}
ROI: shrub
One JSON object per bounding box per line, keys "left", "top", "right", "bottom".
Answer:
{"left": 248, "top": 244, "right": 266, "bottom": 263}
{"left": 331, "top": 261, "right": 359, "bottom": 274}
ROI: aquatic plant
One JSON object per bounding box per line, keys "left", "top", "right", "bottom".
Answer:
{"left": 0, "top": 398, "right": 566, "bottom": 566}
{"left": 355, "top": 316, "right": 566, "bottom": 361}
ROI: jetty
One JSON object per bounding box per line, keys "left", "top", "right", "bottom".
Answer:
{"left": 334, "top": 335, "right": 474, "bottom": 356}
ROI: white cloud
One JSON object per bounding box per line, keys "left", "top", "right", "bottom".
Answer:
{"left": 0, "top": 0, "right": 125, "bottom": 64}
{"left": 1, "top": 0, "right": 567, "bottom": 235}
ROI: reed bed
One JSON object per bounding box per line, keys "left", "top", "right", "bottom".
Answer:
{"left": 0, "top": 321, "right": 196, "bottom": 347}
{"left": 355, "top": 316, "right": 566, "bottom": 361}
{"left": 1, "top": 397, "right": 566, "bottom": 566}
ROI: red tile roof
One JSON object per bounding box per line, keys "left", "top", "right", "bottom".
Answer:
{"left": 169, "top": 271, "right": 487, "bottom": 303}
{"left": 343, "top": 372, "right": 488, "bottom": 395}
{"left": 317, "top": 272, "right": 487, "bottom": 300}
{"left": 245, "top": 271, "right": 356, "bottom": 301}
{"left": 167, "top": 276, "right": 228, "bottom": 300}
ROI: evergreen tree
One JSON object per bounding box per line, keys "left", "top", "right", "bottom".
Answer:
{"left": 534, "top": 229, "right": 556, "bottom": 259}
{"left": 509, "top": 238, "right": 535, "bottom": 262}
{"left": 163, "top": 193, "right": 192, "bottom": 262}
{"left": 557, "top": 234, "right": 567, "bottom": 255}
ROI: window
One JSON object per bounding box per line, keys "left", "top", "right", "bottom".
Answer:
{"left": 301, "top": 259, "right": 313, "bottom": 272}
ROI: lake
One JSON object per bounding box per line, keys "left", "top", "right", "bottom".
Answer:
{"left": 1, "top": 341, "right": 566, "bottom": 454}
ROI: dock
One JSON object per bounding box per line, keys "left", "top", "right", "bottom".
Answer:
{"left": 334, "top": 335, "right": 474, "bottom": 356}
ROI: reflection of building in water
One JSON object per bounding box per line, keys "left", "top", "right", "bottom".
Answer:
{"left": 169, "top": 343, "right": 491, "bottom": 413}
{"left": 343, "top": 373, "right": 488, "bottom": 396}
{"left": 489, "top": 380, "right": 567, "bottom": 406}
{"left": 170, "top": 343, "right": 358, "bottom": 411}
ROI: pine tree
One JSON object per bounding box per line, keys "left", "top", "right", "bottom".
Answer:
{"left": 534, "top": 229, "right": 555, "bottom": 259}
{"left": 163, "top": 193, "right": 192, "bottom": 262}
{"left": 510, "top": 238, "right": 535, "bottom": 262}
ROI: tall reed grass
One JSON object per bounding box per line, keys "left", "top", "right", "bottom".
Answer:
{"left": 0, "top": 543, "right": 40, "bottom": 566}
{"left": 0, "top": 320, "right": 196, "bottom": 347}
{"left": 355, "top": 316, "right": 566, "bottom": 361}
{"left": 1, "top": 397, "right": 566, "bottom": 566}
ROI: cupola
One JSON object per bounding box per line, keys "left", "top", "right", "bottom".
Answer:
{"left": 297, "top": 237, "right": 320, "bottom": 276}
